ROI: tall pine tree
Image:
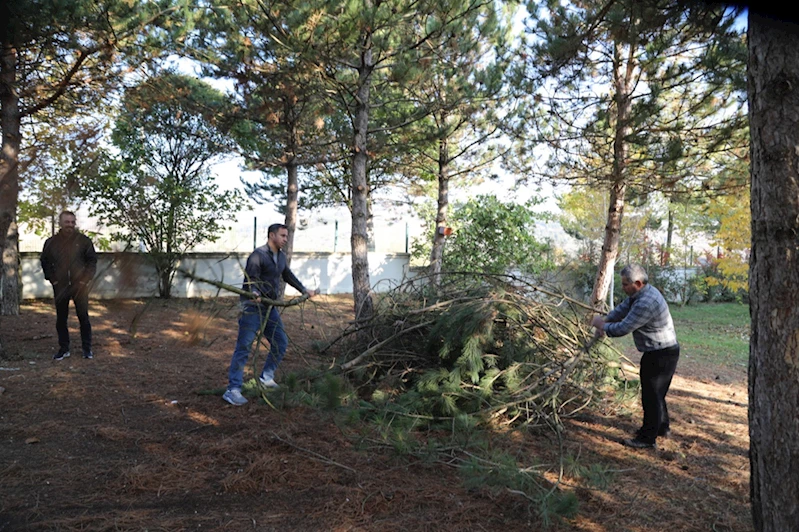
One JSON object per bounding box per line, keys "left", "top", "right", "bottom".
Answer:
{"left": 0, "top": 0, "right": 178, "bottom": 315}
{"left": 513, "top": 0, "right": 746, "bottom": 308}
{"left": 747, "top": 11, "right": 799, "bottom": 530}
{"left": 188, "top": 0, "right": 338, "bottom": 267}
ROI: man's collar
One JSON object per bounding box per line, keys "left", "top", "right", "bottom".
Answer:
{"left": 630, "top": 283, "right": 649, "bottom": 300}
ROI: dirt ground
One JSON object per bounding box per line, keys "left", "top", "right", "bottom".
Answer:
{"left": 0, "top": 296, "right": 752, "bottom": 531}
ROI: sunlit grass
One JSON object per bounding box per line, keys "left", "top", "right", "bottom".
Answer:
{"left": 615, "top": 303, "right": 750, "bottom": 368}
{"left": 671, "top": 303, "right": 749, "bottom": 367}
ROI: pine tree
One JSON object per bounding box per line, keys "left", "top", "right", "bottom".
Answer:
{"left": 747, "top": 12, "right": 799, "bottom": 529}
{"left": 0, "top": 0, "right": 178, "bottom": 315}
{"left": 187, "top": 0, "right": 337, "bottom": 267}
{"left": 261, "top": 0, "right": 496, "bottom": 322}
{"left": 399, "top": 2, "right": 513, "bottom": 284}
{"left": 512, "top": 0, "right": 746, "bottom": 308}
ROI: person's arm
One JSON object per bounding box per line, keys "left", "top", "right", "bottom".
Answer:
{"left": 604, "top": 296, "right": 654, "bottom": 338}
{"left": 591, "top": 297, "right": 631, "bottom": 337}
{"left": 604, "top": 297, "right": 631, "bottom": 323}
{"left": 282, "top": 267, "right": 312, "bottom": 296}
{"left": 243, "top": 251, "right": 267, "bottom": 297}
{"left": 40, "top": 238, "right": 56, "bottom": 284}
{"left": 83, "top": 238, "right": 97, "bottom": 280}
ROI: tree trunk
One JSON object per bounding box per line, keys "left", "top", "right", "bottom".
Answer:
{"left": 665, "top": 207, "right": 674, "bottom": 266}
{"left": 162, "top": 202, "right": 175, "bottom": 299}
{"left": 429, "top": 134, "right": 450, "bottom": 286}
{"left": 159, "top": 266, "right": 171, "bottom": 299}
{"left": 748, "top": 13, "right": 799, "bottom": 531}
{"left": 0, "top": 40, "right": 20, "bottom": 316}
{"left": 591, "top": 39, "right": 632, "bottom": 309}
{"left": 283, "top": 162, "right": 298, "bottom": 264}
{"left": 350, "top": 30, "right": 374, "bottom": 323}
{"left": 592, "top": 180, "right": 625, "bottom": 308}
{"left": 281, "top": 161, "right": 299, "bottom": 297}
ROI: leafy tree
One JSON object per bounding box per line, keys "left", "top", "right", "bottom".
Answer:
{"left": 438, "top": 195, "right": 551, "bottom": 277}
{"left": 558, "top": 187, "right": 610, "bottom": 261}
{"left": 703, "top": 191, "right": 749, "bottom": 295}
{"left": 83, "top": 73, "right": 241, "bottom": 298}
{"left": 513, "top": 0, "right": 747, "bottom": 309}
{"left": 747, "top": 12, "right": 799, "bottom": 531}
{"left": 17, "top": 114, "right": 106, "bottom": 236}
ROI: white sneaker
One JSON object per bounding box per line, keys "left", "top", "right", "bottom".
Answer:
{"left": 223, "top": 388, "right": 248, "bottom": 405}
{"left": 258, "top": 375, "right": 279, "bottom": 389}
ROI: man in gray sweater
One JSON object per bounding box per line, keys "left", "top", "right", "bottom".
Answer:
{"left": 592, "top": 264, "right": 680, "bottom": 449}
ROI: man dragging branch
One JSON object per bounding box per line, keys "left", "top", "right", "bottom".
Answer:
{"left": 223, "top": 223, "right": 317, "bottom": 406}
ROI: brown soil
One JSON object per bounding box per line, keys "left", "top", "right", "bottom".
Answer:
{"left": 0, "top": 296, "right": 752, "bottom": 531}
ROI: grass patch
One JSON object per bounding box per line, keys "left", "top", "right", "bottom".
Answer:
{"left": 616, "top": 302, "right": 749, "bottom": 368}
{"left": 671, "top": 303, "right": 749, "bottom": 366}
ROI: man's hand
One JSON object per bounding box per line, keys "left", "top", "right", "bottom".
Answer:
{"left": 590, "top": 315, "right": 606, "bottom": 338}
{"left": 305, "top": 289, "right": 318, "bottom": 298}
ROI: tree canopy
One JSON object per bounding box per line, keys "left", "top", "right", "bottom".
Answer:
{"left": 511, "top": 0, "right": 747, "bottom": 307}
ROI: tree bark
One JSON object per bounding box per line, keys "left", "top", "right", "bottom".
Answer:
{"left": 278, "top": 161, "right": 299, "bottom": 298}
{"left": 592, "top": 180, "right": 625, "bottom": 308}
{"left": 665, "top": 207, "right": 674, "bottom": 266}
{"left": 429, "top": 133, "right": 450, "bottom": 286}
{"left": 748, "top": 12, "right": 799, "bottom": 531}
{"left": 283, "top": 161, "right": 299, "bottom": 264}
{"left": 591, "top": 38, "right": 632, "bottom": 309}
{"left": 282, "top": 90, "right": 300, "bottom": 270}
{"left": 0, "top": 40, "right": 20, "bottom": 316}
{"left": 350, "top": 29, "right": 374, "bottom": 323}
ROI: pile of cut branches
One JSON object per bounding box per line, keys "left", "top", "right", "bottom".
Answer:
{"left": 332, "top": 272, "right": 634, "bottom": 426}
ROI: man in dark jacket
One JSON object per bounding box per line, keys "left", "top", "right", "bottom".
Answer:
{"left": 40, "top": 211, "right": 98, "bottom": 360}
{"left": 223, "top": 223, "right": 316, "bottom": 406}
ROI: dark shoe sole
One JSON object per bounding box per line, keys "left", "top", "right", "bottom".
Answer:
{"left": 622, "top": 438, "right": 656, "bottom": 449}
{"left": 635, "top": 428, "right": 671, "bottom": 439}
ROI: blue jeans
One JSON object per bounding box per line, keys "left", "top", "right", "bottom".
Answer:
{"left": 227, "top": 302, "right": 288, "bottom": 391}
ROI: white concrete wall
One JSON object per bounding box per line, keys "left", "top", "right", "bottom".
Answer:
{"left": 21, "top": 251, "right": 412, "bottom": 299}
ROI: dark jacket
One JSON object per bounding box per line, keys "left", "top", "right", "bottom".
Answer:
{"left": 40, "top": 231, "right": 98, "bottom": 287}
{"left": 242, "top": 245, "right": 306, "bottom": 301}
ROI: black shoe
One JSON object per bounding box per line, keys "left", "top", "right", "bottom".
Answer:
{"left": 622, "top": 438, "right": 656, "bottom": 449}
{"left": 636, "top": 427, "right": 671, "bottom": 439}
{"left": 53, "top": 349, "right": 70, "bottom": 361}
{"left": 82, "top": 350, "right": 94, "bottom": 359}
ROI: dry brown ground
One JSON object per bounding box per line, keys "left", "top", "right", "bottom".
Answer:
{"left": 0, "top": 296, "right": 751, "bottom": 531}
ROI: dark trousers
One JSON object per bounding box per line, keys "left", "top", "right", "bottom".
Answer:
{"left": 54, "top": 284, "right": 92, "bottom": 353}
{"left": 637, "top": 344, "right": 680, "bottom": 443}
